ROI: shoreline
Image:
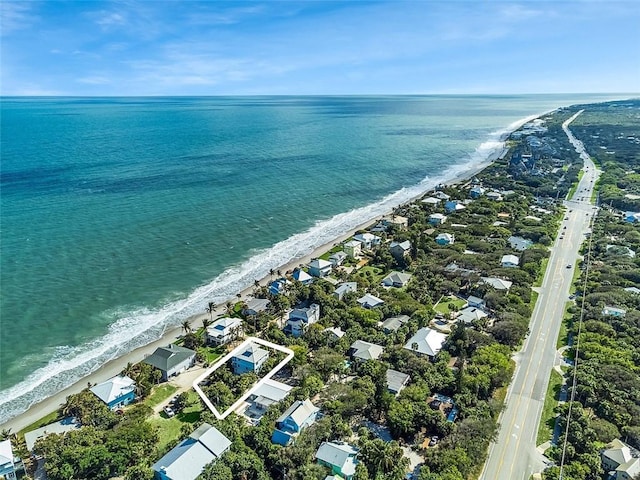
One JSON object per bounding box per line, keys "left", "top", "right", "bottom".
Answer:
{"left": 0, "top": 118, "right": 524, "bottom": 434}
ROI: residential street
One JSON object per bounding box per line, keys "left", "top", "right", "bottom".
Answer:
{"left": 480, "top": 111, "right": 600, "bottom": 480}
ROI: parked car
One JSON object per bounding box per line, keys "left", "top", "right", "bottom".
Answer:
{"left": 566, "top": 264, "right": 572, "bottom": 269}
{"left": 163, "top": 406, "right": 175, "bottom": 417}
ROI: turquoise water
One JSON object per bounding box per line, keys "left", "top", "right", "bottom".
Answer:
{"left": 0, "top": 94, "right": 619, "bottom": 423}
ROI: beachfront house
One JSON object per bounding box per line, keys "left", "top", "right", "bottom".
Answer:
{"left": 315, "top": 442, "right": 359, "bottom": 480}
{"left": 390, "top": 240, "right": 412, "bottom": 261}
{"left": 206, "top": 317, "right": 243, "bottom": 346}
{"left": 357, "top": 293, "right": 384, "bottom": 309}
{"left": 232, "top": 342, "right": 269, "bottom": 374}
{"left": 308, "top": 259, "right": 333, "bottom": 278}
{"left": 328, "top": 251, "right": 348, "bottom": 267}
{"left": 348, "top": 340, "right": 384, "bottom": 362}
{"left": 90, "top": 375, "right": 136, "bottom": 410}
{"left": 381, "top": 271, "right": 412, "bottom": 288}
{"left": 0, "top": 439, "right": 17, "bottom": 479}
{"left": 144, "top": 344, "right": 196, "bottom": 381}
{"left": 24, "top": 418, "right": 80, "bottom": 453}
{"left": 333, "top": 282, "right": 358, "bottom": 300}
{"left": 404, "top": 327, "right": 448, "bottom": 359}
{"left": 243, "top": 298, "right": 270, "bottom": 316}
{"left": 435, "top": 233, "right": 455, "bottom": 246}
{"left": 500, "top": 254, "right": 520, "bottom": 268}
{"left": 429, "top": 213, "right": 447, "bottom": 225}
{"left": 292, "top": 269, "right": 314, "bottom": 285}
{"left": 433, "top": 191, "right": 451, "bottom": 200}
{"left": 152, "top": 423, "right": 231, "bottom": 480}
{"left": 284, "top": 303, "right": 321, "bottom": 338}
{"left": 386, "top": 369, "right": 410, "bottom": 396}
{"left": 271, "top": 399, "right": 319, "bottom": 446}
{"left": 353, "top": 233, "right": 381, "bottom": 251}
{"left": 269, "top": 278, "right": 288, "bottom": 295}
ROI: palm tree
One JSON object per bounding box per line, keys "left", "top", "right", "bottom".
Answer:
{"left": 225, "top": 301, "right": 233, "bottom": 316}
{"left": 181, "top": 319, "right": 192, "bottom": 335}
{"left": 206, "top": 302, "right": 216, "bottom": 321}
{"left": 269, "top": 268, "right": 275, "bottom": 280}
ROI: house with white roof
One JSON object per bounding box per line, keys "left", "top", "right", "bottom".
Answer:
{"left": 381, "top": 271, "right": 412, "bottom": 288}
{"left": 272, "top": 399, "right": 319, "bottom": 446}
{"left": 433, "top": 191, "right": 451, "bottom": 200}
{"left": 241, "top": 378, "right": 293, "bottom": 424}
{"left": 602, "top": 306, "right": 626, "bottom": 318}
{"left": 316, "top": 442, "right": 359, "bottom": 480}
{"left": 292, "top": 269, "right": 314, "bottom": 285}
{"left": 152, "top": 423, "right": 231, "bottom": 480}
{"left": 404, "top": 327, "right": 448, "bottom": 358}
{"left": 601, "top": 438, "right": 640, "bottom": 480}
{"left": 90, "top": 375, "right": 136, "bottom": 410}
{"left": 232, "top": 342, "right": 269, "bottom": 374}
{"left": 333, "top": 282, "right": 358, "bottom": 300}
{"left": 624, "top": 286, "right": 640, "bottom": 295}
{"left": 501, "top": 254, "right": 520, "bottom": 268}
{"left": 422, "top": 197, "right": 441, "bottom": 205}
{"left": 343, "top": 240, "right": 362, "bottom": 259}
{"left": 445, "top": 200, "right": 466, "bottom": 213}
{"left": 308, "top": 259, "right": 333, "bottom": 278}
{"left": 324, "top": 326, "right": 346, "bottom": 339}
{"left": 480, "top": 277, "right": 513, "bottom": 291}
{"left": 348, "top": 340, "right": 384, "bottom": 362}
{"left": 429, "top": 213, "right": 447, "bottom": 225}
{"left": 285, "top": 303, "right": 321, "bottom": 338}
{"left": 435, "top": 233, "right": 455, "bottom": 245}
{"left": 353, "top": 233, "right": 381, "bottom": 250}
{"left": 457, "top": 307, "right": 488, "bottom": 325}
{"left": 0, "top": 439, "right": 16, "bottom": 480}
{"left": 206, "top": 317, "right": 243, "bottom": 346}
{"left": 357, "top": 293, "right": 384, "bottom": 309}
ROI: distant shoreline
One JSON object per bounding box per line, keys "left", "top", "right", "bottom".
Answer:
{"left": 0, "top": 113, "right": 535, "bottom": 433}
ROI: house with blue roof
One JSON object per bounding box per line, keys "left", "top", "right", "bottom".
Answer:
{"left": 152, "top": 423, "right": 230, "bottom": 480}
{"left": 232, "top": 342, "right": 269, "bottom": 374}
{"left": 206, "top": 317, "right": 242, "bottom": 346}
{"left": 272, "top": 399, "right": 319, "bottom": 446}
{"left": 90, "top": 375, "right": 136, "bottom": 410}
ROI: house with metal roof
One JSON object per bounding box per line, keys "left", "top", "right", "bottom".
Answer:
{"left": 231, "top": 342, "right": 269, "bottom": 374}
{"left": 386, "top": 369, "right": 410, "bottom": 396}
{"left": 381, "top": 271, "right": 412, "bottom": 288}
{"left": 457, "top": 307, "right": 488, "bottom": 325}
{"left": 343, "top": 240, "right": 362, "bottom": 259}
{"left": 90, "top": 375, "right": 136, "bottom": 410}
{"left": 348, "top": 340, "right": 384, "bottom": 362}
{"left": 241, "top": 378, "right": 293, "bottom": 424}
{"left": 316, "top": 442, "right": 359, "bottom": 480}
{"left": 333, "top": 282, "right": 358, "bottom": 300}
{"left": 500, "top": 254, "right": 520, "bottom": 268}
{"left": 285, "top": 303, "right": 321, "bottom": 338}
{"left": 309, "top": 259, "right": 333, "bottom": 278}
{"left": 357, "top": 293, "right": 384, "bottom": 309}
{"left": 292, "top": 269, "right": 314, "bottom": 285}
{"left": 328, "top": 251, "right": 348, "bottom": 267}
{"left": 242, "top": 297, "right": 270, "bottom": 316}
{"left": 152, "top": 423, "right": 231, "bottom": 480}
{"left": 206, "top": 317, "right": 242, "bottom": 346}
{"left": 380, "top": 314, "right": 410, "bottom": 333}
{"left": 272, "top": 399, "right": 319, "bottom": 446}
{"left": 390, "top": 240, "right": 412, "bottom": 261}
{"left": 0, "top": 440, "right": 16, "bottom": 480}
{"left": 480, "top": 277, "right": 513, "bottom": 291}
{"left": 144, "top": 344, "right": 196, "bottom": 381}
{"left": 404, "top": 327, "right": 448, "bottom": 358}
{"left": 353, "top": 233, "right": 381, "bottom": 250}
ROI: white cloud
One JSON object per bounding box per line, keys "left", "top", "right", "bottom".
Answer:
{"left": 77, "top": 76, "right": 111, "bottom": 85}
{"left": 0, "top": 2, "right": 38, "bottom": 36}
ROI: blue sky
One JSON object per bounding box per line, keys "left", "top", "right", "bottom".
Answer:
{"left": 1, "top": 1, "right": 639, "bottom": 95}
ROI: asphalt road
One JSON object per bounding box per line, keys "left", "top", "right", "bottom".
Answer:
{"left": 480, "top": 111, "right": 600, "bottom": 480}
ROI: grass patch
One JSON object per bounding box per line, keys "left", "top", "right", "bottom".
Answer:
{"left": 530, "top": 290, "right": 539, "bottom": 309}
{"left": 198, "top": 345, "right": 224, "bottom": 364}
{"left": 557, "top": 302, "right": 573, "bottom": 349}
{"left": 434, "top": 296, "right": 466, "bottom": 315}
{"left": 147, "top": 392, "right": 203, "bottom": 452}
{"left": 19, "top": 410, "right": 62, "bottom": 436}
{"left": 144, "top": 384, "right": 178, "bottom": 408}
{"left": 353, "top": 265, "right": 386, "bottom": 285}
{"left": 534, "top": 257, "right": 549, "bottom": 287}
{"left": 537, "top": 369, "right": 564, "bottom": 446}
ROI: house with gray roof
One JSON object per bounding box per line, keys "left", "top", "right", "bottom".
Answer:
{"left": 292, "top": 269, "right": 314, "bottom": 285}
{"left": 380, "top": 315, "right": 409, "bottom": 333}
{"left": 501, "top": 254, "right": 520, "bottom": 268}
{"left": 316, "top": 442, "right": 359, "bottom": 480}
{"left": 328, "top": 251, "right": 348, "bottom": 266}
{"left": 381, "top": 271, "right": 412, "bottom": 288}
{"left": 241, "top": 378, "right": 293, "bottom": 424}
{"left": 508, "top": 236, "right": 533, "bottom": 251}
{"left": 25, "top": 417, "right": 80, "bottom": 452}
{"left": 601, "top": 438, "right": 640, "bottom": 479}
{"left": 144, "top": 344, "right": 196, "bottom": 381}
{"left": 285, "top": 303, "right": 321, "bottom": 338}
{"left": 152, "top": 423, "right": 230, "bottom": 480}
{"left": 457, "top": 307, "right": 488, "bottom": 325}
{"left": 357, "top": 293, "right": 384, "bottom": 309}
{"left": 429, "top": 213, "right": 448, "bottom": 225}
{"left": 272, "top": 399, "right": 319, "bottom": 446}
{"left": 480, "top": 277, "right": 513, "bottom": 291}
{"left": 390, "top": 240, "right": 412, "bottom": 261}
{"left": 243, "top": 297, "right": 270, "bottom": 316}
{"left": 333, "top": 282, "right": 358, "bottom": 300}
{"left": 348, "top": 340, "right": 384, "bottom": 362}
{"left": 386, "top": 369, "right": 410, "bottom": 396}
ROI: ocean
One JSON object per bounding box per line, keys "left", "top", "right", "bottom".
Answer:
{"left": 0, "top": 94, "right": 619, "bottom": 424}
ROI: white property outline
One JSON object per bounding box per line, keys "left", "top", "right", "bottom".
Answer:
{"left": 193, "top": 337, "right": 294, "bottom": 419}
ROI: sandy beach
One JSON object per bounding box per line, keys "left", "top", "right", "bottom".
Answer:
{"left": 0, "top": 145, "right": 505, "bottom": 434}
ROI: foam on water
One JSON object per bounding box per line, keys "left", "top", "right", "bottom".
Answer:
{"left": 0, "top": 113, "right": 538, "bottom": 425}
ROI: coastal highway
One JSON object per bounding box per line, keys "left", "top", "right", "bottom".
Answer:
{"left": 480, "top": 111, "right": 600, "bottom": 480}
